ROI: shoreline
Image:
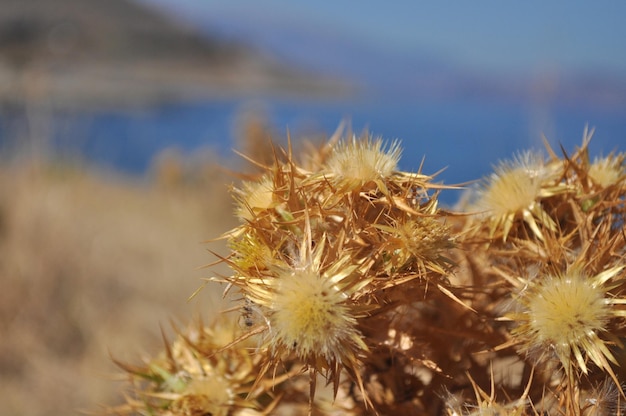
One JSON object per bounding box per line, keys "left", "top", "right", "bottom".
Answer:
{"left": 0, "top": 60, "right": 358, "bottom": 112}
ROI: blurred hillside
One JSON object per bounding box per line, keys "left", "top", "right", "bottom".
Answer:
{"left": 0, "top": 0, "right": 347, "bottom": 110}
{"left": 0, "top": 95, "right": 288, "bottom": 414}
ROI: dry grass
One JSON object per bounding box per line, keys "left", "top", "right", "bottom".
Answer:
{"left": 0, "top": 158, "right": 235, "bottom": 415}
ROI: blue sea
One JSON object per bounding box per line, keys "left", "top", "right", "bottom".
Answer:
{"left": 2, "top": 94, "right": 625, "bottom": 205}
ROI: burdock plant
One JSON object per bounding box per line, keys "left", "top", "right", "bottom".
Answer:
{"left": 110, "top": 128, "right": 626, "bottom": 415}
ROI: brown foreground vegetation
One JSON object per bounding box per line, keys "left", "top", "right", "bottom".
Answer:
{"left": 0, "top": 156, "right": 236, "bottom": 415}
{"left": 3, "top": 125, "right": 625, "bottom": 415}
{"left": 104, "top": 128, "right": 626, "bottom": 415}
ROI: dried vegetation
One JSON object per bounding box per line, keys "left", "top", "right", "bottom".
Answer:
{"left": 0, "top": 156, "right": 234, "bottom": 416}
{"left": 107, "top": 125, "right": 626, "bottom": 415}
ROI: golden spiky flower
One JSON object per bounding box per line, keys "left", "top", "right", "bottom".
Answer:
{"left": 170, "top": 376, "right": 235, "bottom": 416}
{"left": 228, "top": 229, "right": 275, "bottom": 272}
{"left": 238, "top": 225, "right": 374, "bottom": 402}
{"left": 245, "top": 235, "right": 370, "bottom": 363}
{"left": 109, "top": 316, "right": 274, "bottom": 416}
{"left": 270, "top": 265, "right": 365, "bottom": 362}
{"left": 234, "top": 175, "right": 277, "bottom": 221}
{"left": 508, "top": 265, "right": 626, "bottom": 379}
{"left": 324, "top": 136, "right": 402, "bottom": 192}
{"left": 588, "top": 154, "right": 625, "bottom": 188}
{"left": 474, "top": 151, "right": 564, "bottom": 241}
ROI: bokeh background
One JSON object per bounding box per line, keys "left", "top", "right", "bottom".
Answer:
{"left": 1, "top": 0, "right": 625, "bottom": 414}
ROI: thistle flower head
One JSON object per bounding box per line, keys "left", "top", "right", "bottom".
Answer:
{"left": 238, "top": 225, "right": 373, "bottom": 401}
{"left": 376, "top": 215, "right": 454, "bottom": 275}
{"left": 246, "top": 234, "right": 370, "bottom": 365}
{"left": 171, "top": 376, "right": 234, "bottom": 416}
{"left": 110, "top": 315, "right": 273, "bottom": 416}
{"left": 580, "top": 378, "right": 626, "bottom": 416}
{"left": 588, "top": 154, "right": 625, "bottom": 188}
{"left": 324, "top": 136, "right": 401, "bottom": 192}
{"left": 482, "top": 152, "right": 546, "bottom": 212}
{"left": 229, "top": 229, "right": 275, "bottom": 272}
{"left": 473, "top": 151, "right": 562, "bottom": 241}
{"left": 270, "top": 265, "right": 363, "bottom": 362}
{"left": 234, "top": 175, "right": 277, "bottom": 221}
{"left": 508, "top": 266, "right": 625, "bottom": 378}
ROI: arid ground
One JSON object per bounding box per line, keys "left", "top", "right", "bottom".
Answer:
{"left": 0, "top": 154, "right": 240, "bottom": 415}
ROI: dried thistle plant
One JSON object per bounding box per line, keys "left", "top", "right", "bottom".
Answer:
{"left": 464, "top": 150, "right": 571, "bottom": 242}
{"left": 211, "top": 132, "right": 457, "bottom": 410}
{"left": 506, "top": 265, "right": 626, "bottom": 400}
{"left": 105, "top": 315, "right": 289, "bottom": 416}
{"left": 109, "top": 126, "right": 626, "bottom": 415}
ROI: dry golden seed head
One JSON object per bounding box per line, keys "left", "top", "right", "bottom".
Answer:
{"left": 528, "top": 273, "right": 607, "bottom": 348}
{"left": 468, "top": 151, "right": 564, "bottom": 241}
{"left": 269, "top": 266, "right": 363, "bottom": 362}
{"left": 110, "top": 313, "right": 268, "bottom": 416}
{"left": 509, "top": 267, "right": 624, "bottom": 377}
{"left": 228, "top": 217, "right": 375, "bottom": 403}
{"left": 325, "top": 135, "right": 402, "bottom": 187}
{"left": 229, "top": 229, "right": 275, "bottom": 272}
{"left": 580, "top": 379, "right": 626, "bottom": 416}
{"left": 377, "top": 216, "right": 454, "bottom": 274}
{"left": 588, "top": 155, "right": 625, "bottom": 188}
{"left": 405, "top": 217, "right": 452, "bottom": 250}
{"left": 234, "top": 175, "right": 276, "bottom": 221}
{"left": 171, "top": 377, "right": 235, "bottom": 416}
{"left": 479, "top": 152, "right": 547, "bottom": 216}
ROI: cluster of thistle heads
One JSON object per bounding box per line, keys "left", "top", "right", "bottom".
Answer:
{"left": 112, "top": 126, "right": 626, "bottom": 415}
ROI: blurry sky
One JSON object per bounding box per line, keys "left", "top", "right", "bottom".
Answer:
{"left": 140, "top": 0, "right": 626, "bottom": 78}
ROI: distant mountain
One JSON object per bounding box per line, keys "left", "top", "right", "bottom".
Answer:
{"left": 0, "top": 0, "right": 347, "bottom": 109}
{"left": 2, "top": 0, "right": 623, "bottom": 111}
